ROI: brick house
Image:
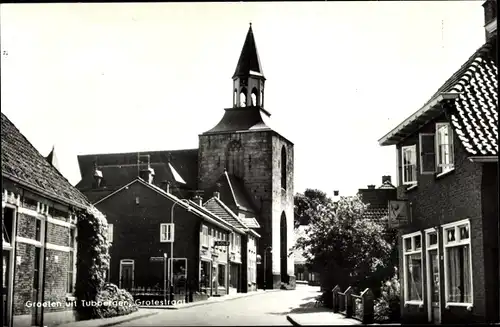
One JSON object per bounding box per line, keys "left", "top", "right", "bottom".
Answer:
{"left": 1, "top": 113, "right": 106, "bottom": 327}
{"left": 203, "top": 190, "right": 261, "bottom": 294}
{"left": 91, "top": 176, "right": 241, "bottom": 301}
{"left": 357, "top": 175, "right": 397, "bottom": 222}
{"left": 378, "top": 1, "right": 498, "bottom": 323}
{"left": 77, "top": 24, "right": 296, "bottom": 290}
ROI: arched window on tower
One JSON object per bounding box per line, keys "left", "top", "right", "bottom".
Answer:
{"left": 240, "top": 88, "right": 247, "bottom": 107}
{"left": 281, "top": 146, "right": 287, "bottom": 190}
{"left": 251, "top": 88, "right": 258, "bottom": 106}
{"left": 226, "top": 140, "right": 243, "bottom": 177}
{"left": 233, "top": 89, "right": 238, "bottom": 106}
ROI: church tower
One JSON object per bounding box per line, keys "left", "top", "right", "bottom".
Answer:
{"left": 198, "top": 24, "right": 296, "bottom": 289}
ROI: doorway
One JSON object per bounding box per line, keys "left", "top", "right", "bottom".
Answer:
{"left": 426, "top": 229, "right": 440, "bottom": 324}
{"left": 280, "top": 212, "right": 288, "bottom": 284}
{"left": 119, "top": 260, "right": 134, "bottom": 290}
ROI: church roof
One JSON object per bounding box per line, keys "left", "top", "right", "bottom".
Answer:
{"left": 76, "top": 149, "right": 199, "bottom": 200}
{"left": 233, "top": 24, "right": 264, "bottom": 79}
{"left": 202, "top": 107, "right": 273, "bottom": 135}
{"left": 1, "top": 113, "right": 91, "bottom": 209}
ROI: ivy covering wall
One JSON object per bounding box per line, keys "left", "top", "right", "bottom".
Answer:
{"left": 74, "top": 205, "right": 110, "bottom": 319}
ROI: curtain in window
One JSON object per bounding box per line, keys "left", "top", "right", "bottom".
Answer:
{"left": 447, "top": 245, "right": 471, "bottom": 303}
{"left": 406, "top": 253, "right": 422, "bottom": 301}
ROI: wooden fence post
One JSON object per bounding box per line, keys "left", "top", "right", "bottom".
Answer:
{"left": 344, "top": 286, "right": 354, "bottom": 318}
{"left": 360, "top": 288, "right": 374, "bottom": 324}
{"left": 332, "top": 285, "right": 341, "bottom": 313}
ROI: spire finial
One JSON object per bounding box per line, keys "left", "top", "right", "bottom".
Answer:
{"left": 249, "top": 22, "right": 252, "bottom": 27}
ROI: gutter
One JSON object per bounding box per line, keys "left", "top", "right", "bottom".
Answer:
{"left": 378, "top": 92, "right": 460, "bottom": 146}
{"left": 2, "top": 173, "right": 88, "bottom": 210}
{"left": 468, "top": 156, "right": 498, "bottom": 162}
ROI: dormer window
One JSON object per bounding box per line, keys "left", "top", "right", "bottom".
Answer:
{"left": 436, "top": 123, "right": 454, "bottom": 175}
{"left": 402, "top": 145, "right": 417, "bottom": 186}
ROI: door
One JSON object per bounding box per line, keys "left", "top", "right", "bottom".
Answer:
{"left": 120, "top": 263, "right": 134, "bottom": 290}
{"left": 31, "top": 247, "right": 42, "bottom": 327}
{"left": 428, "top": 249, "right": 441, "bottom": 324}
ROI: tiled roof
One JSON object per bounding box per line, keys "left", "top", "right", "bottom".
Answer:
{"left": 378, "top": 181, "right": 396, "bottom": 189}
{"left": 449, "top": 39, "right": 498, "bottom": 156}
{"left": 1, "top": 113, "right": 91, "bottom": 209}
{"left": 203, "top": 197, "right": 248, "bottom": 231}
{"left": 362, "top": 206, "right": 389, "bottom": 222}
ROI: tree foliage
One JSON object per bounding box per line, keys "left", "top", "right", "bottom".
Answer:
{"left": 75, "top": 205, "right": 111, "bottom": 319}
{"left": 293, "top": 194, "right": 396, "bottom": 292}
{"left": 294, "top": 189, "right": 332, "bottom": 228}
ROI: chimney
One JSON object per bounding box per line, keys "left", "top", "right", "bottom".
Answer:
{"left": 382, "top": 176, "right": 391, "bottom": 185}
{"left": 214, "top": 191, "right": 220, "bottom": 199}
{"left": 139, "top": 167, "right": 155, "bottom": 184}
{"left": 193, "top": 195, "right": 203, "bottom": 206}
{"left": 483, "top": 0, "right": 497, "bottom": 41}
{"left": 367, "top": 185, "right": 376, "bottom": 189}
{"left": 333, "top": 190, "right": 339, "bottom": 196}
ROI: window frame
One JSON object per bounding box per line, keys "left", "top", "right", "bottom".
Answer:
{"left": 425, "top": 228, "right": 440, "bottom": 322}
{"left": 435, "top": 123, "right": 455, "bottom": 176}
{"left": 401, "top": 145, "right": 418, "bottom": 187}
{"left": 66, "top": 226, "right": 77, "bottom": 296}
{"left": 201, "top": 225, "right": 209, "bottom": 248}
{"left": 441, "top": 219, "right": 473, "bottom": 308}
{"left": 402, "top": 231, "right": 424, "bottom": 305}
{"left": 160, "top": 223, "right": 174, "bottom": 243}
{"left": 107, "top": 223, "right": 114, "bottom": 244}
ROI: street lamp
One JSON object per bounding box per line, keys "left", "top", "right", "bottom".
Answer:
{"left": 170, "top": 198, "right": 191, "bottom": 300}
{"left": 263, "top": 246, "right": 272, "bottom": 290}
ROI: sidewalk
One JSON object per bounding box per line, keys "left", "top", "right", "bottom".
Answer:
{"left": 139, "top": 289, "right": 281, "bottom": 310}
{"left": 286, "top": 312, "right": 362, "bottom": 326}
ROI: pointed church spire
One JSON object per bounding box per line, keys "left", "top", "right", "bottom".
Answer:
{"left": 46, "top": 145, "right": 61, "bottom": 172}
{"left": 233, "top": 23, "right": 264, "bottom": 79}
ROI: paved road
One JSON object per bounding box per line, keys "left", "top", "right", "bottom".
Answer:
{"left": 117, "top": 285, "right": 322, "bottom": 326}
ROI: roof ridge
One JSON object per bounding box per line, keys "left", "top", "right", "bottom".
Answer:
{"left": 77, "top": 148, "right": 199, "bottom": 158}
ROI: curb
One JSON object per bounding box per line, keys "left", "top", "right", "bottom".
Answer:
{"left": 90, "top": 310, "right": 159, "bottom": 327}
{"left": 286, "top": 315, "right": 301, "bottom": 327}
{"left": 139, "top": 289, "right": 282, "bottom": 310}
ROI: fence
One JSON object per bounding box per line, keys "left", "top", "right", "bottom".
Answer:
{"left": 126, "top": 280, "right": 196, "bottom": 304}
{"left": 332, "top": 285, "right": 374, "bottom": 324}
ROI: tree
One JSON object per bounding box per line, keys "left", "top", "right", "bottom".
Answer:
{"left": 294, "top": 189, "right": 331, "bottom": 228}
{"left": 293, "top": 194, "right": 395, "bottom": 292}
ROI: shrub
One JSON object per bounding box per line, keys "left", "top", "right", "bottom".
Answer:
{"left": 95, "top": 283, "right": 138, "bottom": 318}
{"left": 374, "top": 273, "right": 401, "bottom": 323}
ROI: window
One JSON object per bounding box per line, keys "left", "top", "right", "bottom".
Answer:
{"left": 202, "top": 225, "right": 209, "bottom": 248}
{"left": 402, "top": 145, "right": 417, "bottom": 185}
{"left": 403, "top": 232, "right": 423, "bottom": 303}
{"left": 442, "top": 220, "right": 472, "bottom": 305}
{"left": 67, "top": 227, "right": 76, "bottom": 294}
{"left": 2, "top": 207, "right": 15, "bottom": 249}
{"left": 419, "top": 133, "right": 436, "bottom": 174}
{"left": 160, "top": 223, "right": 174, "bottom": 243}
{"left": 281, "top": 146, "right": 287, "bottom": 190}
{"left": 107, "top": 224, "right": 114, "bottom": 244}
{"left": 35, "top": 218, "right": 42, "bottom": 241}
{"left": 436, "top": 123, "right": 454, "bottom": 174}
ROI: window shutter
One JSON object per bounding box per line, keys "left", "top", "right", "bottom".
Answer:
{"left": 420, "top": 133, "right": 436, "bottom": 174}
{"left": 449, "top": 128, "right": 455, "bottom": 166}
{"left": 396, "top": 146, "right": 401, "bottom": 186}
{"left": 170, "top": 224, "right": 175, "bottom": 241}
{"left": 160, "top": 224, "right": 166, "bottom": 241}
{"left": 108, "top": 224, "right": 114, "bottom": 243}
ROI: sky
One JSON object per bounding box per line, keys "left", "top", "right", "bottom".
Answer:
{"left": 0, "top": 2, "right": 486, "bottom": 197}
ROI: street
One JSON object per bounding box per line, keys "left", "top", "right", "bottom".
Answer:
{"left": 117, "top": 285, "right": 323, "bottom": 326}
